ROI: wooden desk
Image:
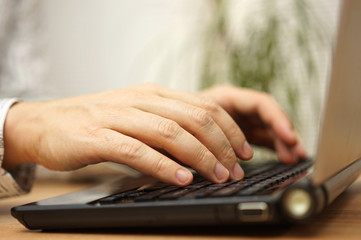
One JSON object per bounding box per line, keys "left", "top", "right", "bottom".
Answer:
{"left": 1, "top": 177, "right": 361, "bottom": 240}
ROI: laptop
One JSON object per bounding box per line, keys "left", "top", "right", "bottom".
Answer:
{"left": 11, "top": 0, "right": 361, "bottom": 230}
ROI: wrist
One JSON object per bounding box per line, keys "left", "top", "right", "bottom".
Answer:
{"left": 2, "top": 102, "right": 37, "bottom": 170}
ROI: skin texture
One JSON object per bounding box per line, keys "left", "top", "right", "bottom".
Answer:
{"left": 2, "top": 83, "right": 306, "bottom": 186}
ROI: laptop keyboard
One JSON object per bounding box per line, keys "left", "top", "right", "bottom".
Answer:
{"left": 95, "top": 160, "right": 312, "bottom": 205}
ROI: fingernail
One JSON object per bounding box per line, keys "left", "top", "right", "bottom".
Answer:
{"left": 176, "top": 169, "right": 192, "bottom": 185}
{"left": 242, "top": 141, "right": 253, "bottom": 159}
{"left": 214, "top": 163, "right": 229, "bottom": 181}
{"left": 232, "top": 163, "right": 244, "bottom": 180}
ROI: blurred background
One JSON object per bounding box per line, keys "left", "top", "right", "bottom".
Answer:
{"left": 0, "top": 0, "right": 341, "bottom": 178}
{"left": 42, "top": 0, "right": 340, "bottom": 156}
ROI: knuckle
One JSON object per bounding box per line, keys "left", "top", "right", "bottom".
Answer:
{"left": 200, "top": 97, "right": 220, "bottom": 114}
{"left": 118, "top": 141, "right": 143, "bottom": 159}
{"left": 152, "top": 157, "right": 169, "bottom": 175}
{"left": 195, "top": 148, "right": 212, "bottom": 167}
{"left": 227, "top": 124, "right": 242, "bottom": 138}
{"left": 190, "top": 107, "right": 213, "bottom": 128}
{"left": 157, "top": 119, "right": 181, "bottom": 140}
{"left": 220, "top": 144, "right": 236, "bottom": 163}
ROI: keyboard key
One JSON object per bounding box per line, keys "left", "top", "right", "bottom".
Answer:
{"left": 135, "top": 186, "right": 179, "bottom": 201}
{"left": 95, "top": 160, "right": 313, "bottom": 204}
{"left": 210, "top": 182, "right": 250, "bottom": 197}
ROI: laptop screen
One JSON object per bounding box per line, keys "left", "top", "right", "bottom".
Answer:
{"left": 313, "top": 0, "right": 361, "bottom": 185}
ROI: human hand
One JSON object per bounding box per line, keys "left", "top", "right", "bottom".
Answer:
{"left": 3, "top": 83, "right": 255, "bottom": 186}
{"left": 199, "top": 85, "right": 307, "bottom": 163}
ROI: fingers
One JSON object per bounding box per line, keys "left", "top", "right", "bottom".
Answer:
{"left": 274, "top": 136, "right": 307, "bottom": 164}
{"left": 200, "top": 85, "right": 307, "bottom": 163}
{"left": 230, "top": 89, "right": 297, "bottom": 144}
{"left": 142, "top": 84, "right": 254, "bottom": 162}
{"left": 250, "top": 97, "right": 307, "bottom": 162}
{"left": 130, "top": 95, "right": 244, "bottom": 180}
{"left": 224, "top": 88, "right": 307, "bottom": 160}
{"left": 101, "top": 108, "right": 231, "bottom": 183}
{"left": 95, "top": 129, "right": 194, "bottom": 186}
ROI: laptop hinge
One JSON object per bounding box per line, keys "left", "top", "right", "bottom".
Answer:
{"left": 322, "top": 157, "right": 361, "bottom": 204}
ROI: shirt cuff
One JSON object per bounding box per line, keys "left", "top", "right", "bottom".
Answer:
{"left": 0, "top": 98, "right": 36, "bottom": 199}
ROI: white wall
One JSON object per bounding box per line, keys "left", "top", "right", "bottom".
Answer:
{"left": 42, "top": 0, "right": 340, "bottom": 97}
{"left": 42, "top": 0, "right": 207, "bottom": 98}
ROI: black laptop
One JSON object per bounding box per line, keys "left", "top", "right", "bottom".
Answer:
{"left": 11, "top": 0, "right": 361, "bottom": 230}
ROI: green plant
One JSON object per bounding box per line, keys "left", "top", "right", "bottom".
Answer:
{"left": 200, "top": 0, "right": 328, "bottom": 123}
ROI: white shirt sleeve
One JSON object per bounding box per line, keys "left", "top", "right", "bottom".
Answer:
{"left": 0, "top": 98, "right": 36, "bottom": 199}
